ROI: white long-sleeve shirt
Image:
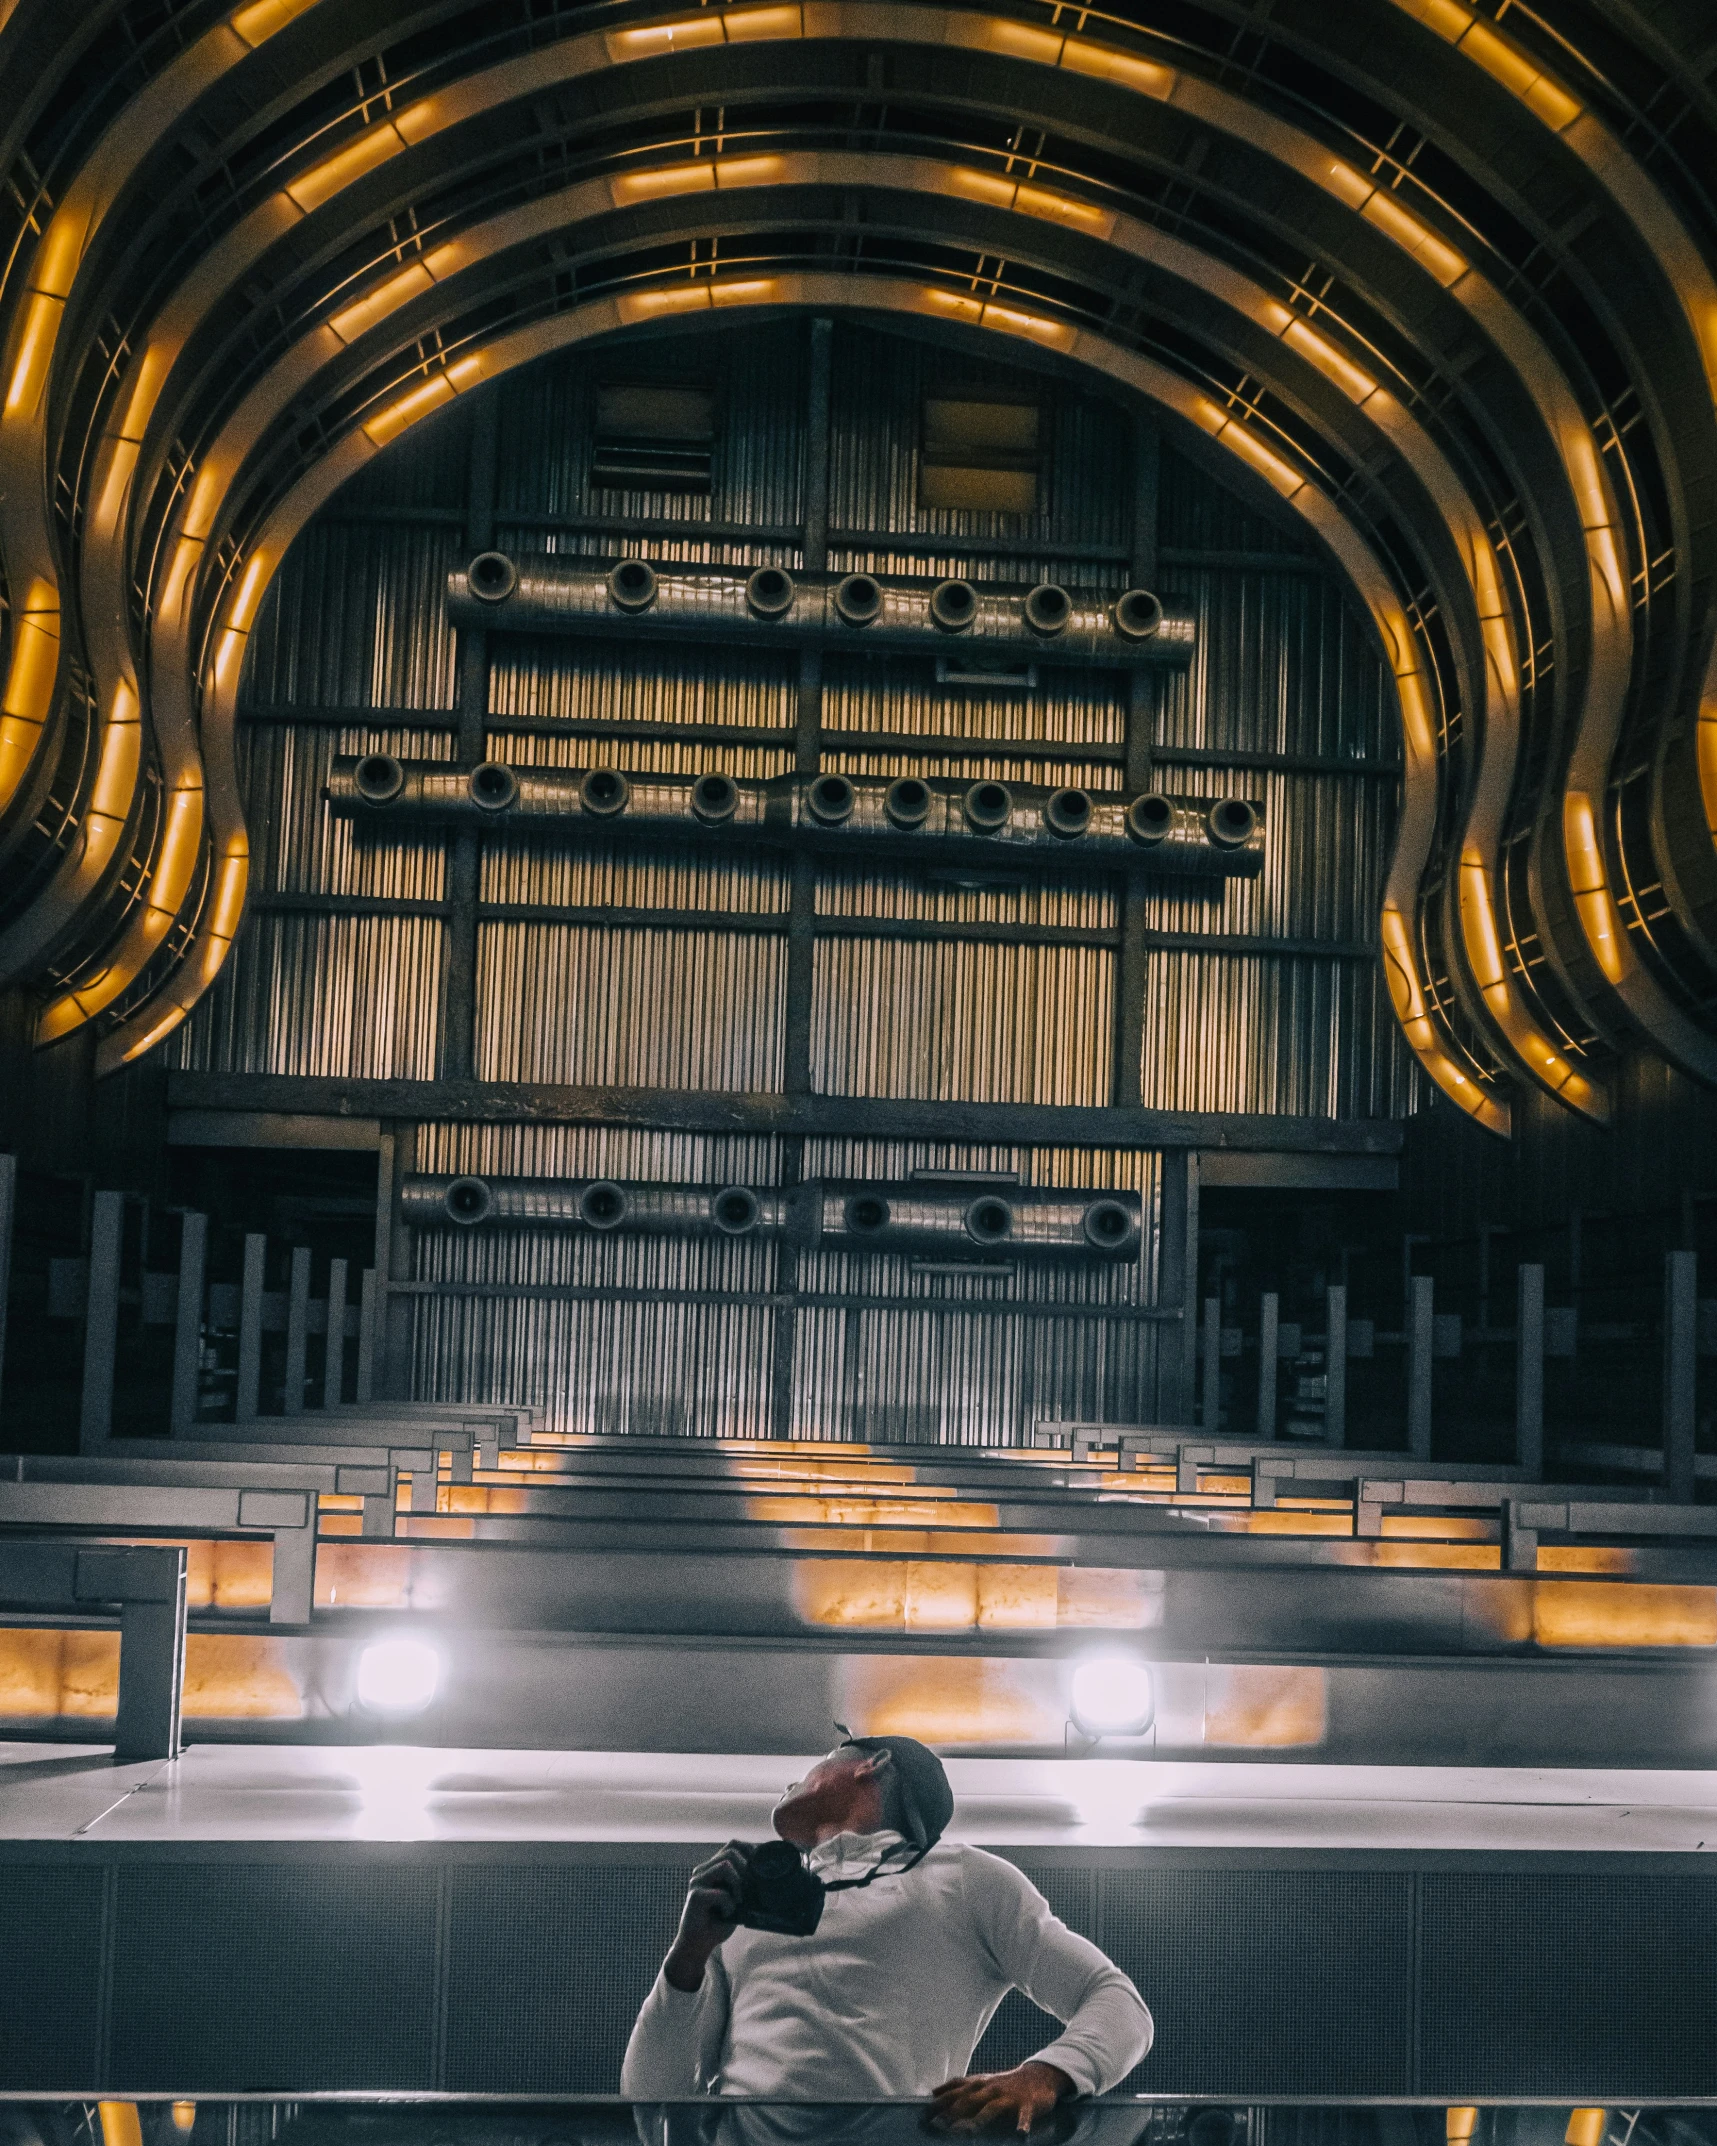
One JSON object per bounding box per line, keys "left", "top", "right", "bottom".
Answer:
{"left": 621, "top": 1831, "right": 1153, "bottom": 2100}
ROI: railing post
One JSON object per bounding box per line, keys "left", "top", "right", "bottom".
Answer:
{"left": 1407, "top": 1273, "right": 1434, "bottom": 1460}
{"left": 1516, "top": 1261, "right": 1544, "bottom": 1479}
{"left": 283, "top": 1245, "right": 311, "bottom": 1415}
{"left": 1325, "top": 1284, "right": 1347, "bottom": 1446}
{"left": 1665, "top": 1249, "right": 1697, "bottom": 1502}
{"left": 356, "top": 1265, "right": 378, "bottom": 1406}
{"left": 236, "top": 1231, "right": 266, "bottom": 1422}
{"left": 169, "top": 1212, "right": 207, "bottom": 1434}
{"left": 80, "top": 1190, "right": 124, "bottom": 1451}
{"left": 324, "top": 1255, "right": 349, "bottom": 1407}
{"left": 75, "top": 1544, "right": 187, "bottom": 1764}
{"left": 1201, "top": 1294, "right": 1221, "bottom": 1432}
{"left": 1257, "top": 1291, "right": 1278, "bottom": 1440}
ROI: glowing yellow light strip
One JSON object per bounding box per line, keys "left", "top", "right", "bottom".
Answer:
{"left": 605, "top": 5, "right": 803, "bottom": 61}
{"left": 1564, "top": 790, "right": 1626, "bottom": 986}
{"left": 1388, "top": 0, "right": 1582, "bottom": 129}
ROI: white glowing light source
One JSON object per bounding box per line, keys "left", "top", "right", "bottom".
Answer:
{"left": 1069, "top": 1653, "right": 1155, "bottom": 1738}
{"left": 356, "top": 1637, "right": 442, "bottom": 1715}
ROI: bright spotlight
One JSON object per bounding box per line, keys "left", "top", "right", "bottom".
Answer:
{"left": 356, "top": 1636, "right": 442, "bottom": 1716}
{"left": 1069, "top": 1652, "right": 1155, "bottom": 1739}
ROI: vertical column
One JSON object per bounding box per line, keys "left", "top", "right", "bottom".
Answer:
{"left": 1515, "top": 1261, "right": 1544, "bottom": 1479}
{"left": 1156, "top": 1149, "right": 1199, "bottom": 1423}
{"left": 113, "top": 1549, "right": 187, "bottom": 1765}
{"left": 772, "top": 319, "right": 832, "bottom": 1442}
{"left": 440, "top": 390, "right": 500, "bottom": 1082}
{"left": 1664, "top": 1248, "right": 1697, "bottom": 1502}
{"left": 324, "top": 1255, "right": 349, "bottom": 1408}
{"left": 80, "top": 1189, "right": 125, "bottom": 1451}
{"left": 1325, "top": 1283, "right": 1347, "bottom": 1447}
{"left": 1111, "top": 414, "right": 1158, "bottom": 1110}
{"left": 382, "top": 1124, "right": 417, "bottom": 1402}
{"left": 282, "top": 1245, "right": 311, "bottom": 1415}
{"left": 169, "top": 1211, "right": 207, "bottom": 1434}
{"left": 355, "top": 1266, "right": 378, "bottom": 1407}
{"left": 0, "top": 1151, "right": 14, "bottom": 1425}
{"left": 1257, "top": 1290, "right": 1279, "bottom": 1440}
{"left": 235, "top": 1231, "right": 266, "bottom": 1423}
{"left": 1200, "top": 1294, "right": 1221, "bottom": 1431}
{"left": 1407, "top": 1273, "right": 1434, "bottom": 1460}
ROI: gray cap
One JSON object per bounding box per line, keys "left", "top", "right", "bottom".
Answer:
{"left": 839, "top": 1732, "right": 954, "bottom": 1850}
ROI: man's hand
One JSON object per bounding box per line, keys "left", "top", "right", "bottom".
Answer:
{"left": 928, "top": 2061, "right": 1072, "bottom": 2134}
{"left": 663, "top": 1841, "right": 749, "bottom": 1991}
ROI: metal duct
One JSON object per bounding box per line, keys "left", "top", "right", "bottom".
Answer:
{"left": 328, "top": 760, "right": 1262, "bottom": 878}
{"left": 400, "top": 1176, "right": 1143, "bottom": 1260}
{"left": 446, "top": 553, "right": 1196, "bottom": 667}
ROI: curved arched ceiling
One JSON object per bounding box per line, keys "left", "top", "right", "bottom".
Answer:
{"left": 2, "top": 0, "right": 1715, "bottom": 1133}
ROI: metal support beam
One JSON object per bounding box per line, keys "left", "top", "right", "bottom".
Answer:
{"left": 1516, "top": 1261, "right": 1544, "bottom": 1479}
{"left": 170, "top": 1211, "right": 207, "bottom": 1434}
{"left": 1325, "top": 1283, "right": 1347, "bottom": 1447}
{"left": 1665, "top": 1248, "right": 1697, "bottom": 1503}
{"left": 80, "top": 1189, "right": 124, "bottom": 1451}
{"left": 75, "top": 1544, "right": 187, "bottom": 1764}
{"left": 236, "top": 1231, "right": 266, "bottom": 1423}
{"left": 324, "top": 1255, "right": 348, "bottom": 1408}
{"left": 164, "top": 1072, "right": 1403, "bottom": 1155}
{"left": 1257, "top": 1291, "right": 1278, "bottom": 1440}
{"left": 1407, "top": 1273, "right": 1434, "bottom": 1461}
{"left": 1111, "top": 415, "right": 1158, "bottom": 1111}
{"left": 440, "top": 388, "right": 500, "bottom": 1082}
{"left": 283, "top": 1245, "right": 311, "bottom": 1414}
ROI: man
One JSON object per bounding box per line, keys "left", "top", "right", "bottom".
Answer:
{"left": 622, "top": 1733, "right": 1153, "bottom": 2130}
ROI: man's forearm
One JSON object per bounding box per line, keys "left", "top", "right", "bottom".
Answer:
{"left": 664, "top": 1938, "right": 716, "bottom": 1992}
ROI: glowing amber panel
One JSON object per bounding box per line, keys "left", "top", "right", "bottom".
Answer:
{"left": 1205, "top": 1665, "right": 1327, "bottom": 1746}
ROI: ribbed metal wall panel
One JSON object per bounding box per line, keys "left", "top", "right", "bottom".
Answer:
{"left": 820, "top": 657, "right": 1124, "bottom": 752}
{"left": 486, "top": 637, "right": 794, "bottom": 732}
{"left": 242, "top": 520, "right": 462, "bottom": 713}
{"left": 475, "top": 921, "right": 784, "bottom": 1088}
{"left": 175, "top": 912, "right": 443, "bottom": 1079}
{"left": 239, "top": 725, "right": 451, "bottom": 901}
{"left": 811, "top": 937, "right": 1111, "bottom": 1105}
{"left": 1138, "top": 950, "right": 1414, "bottom": 1118}
{"left": 789, "top": 1303, "right": 1156, "bottom": 1445}
{"left": 1156, "top": 568, "right": 1393, "bottom": 763}
{"left": 414, "top": 1293, "right": 780, "bottom": 1438}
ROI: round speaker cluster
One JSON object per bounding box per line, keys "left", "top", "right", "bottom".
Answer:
{"left": 443, "top": 1176, "right": 494, "bottom": 1225}
{"left": 690, "top": 771, "right": 740, "bottom": 824}
{"left": 607, "top": 559, "right": 658, "bottom": 612}
{"left": 807, "top": 773, "right": 856, "bottom": 825}
{"left": 746, "top": 566, "right": 795, "bottom": 618}
{"left": 929, "top": 578, "right": 978, "bottom": 632}
{"left": 468, "top": 761, "right": 518, "bottom": 812}
{"left": 963, "top": 780, "right": 1013, "bottom": 833}
{"left": 1126, "top": 793, "right": 1175, "bottom": 847}
{"left": 711, "top": 1186, "right": 762, "bottom": 1234}
{"left": 466, "top": 551, "right": 518, "bottom": 603}
{"left": 834, "top": 573, "right": 884, "bottom": 626}
{"left": 885, "top": 777, "right": 932, "bottom": 829}
{"left": 1207, "top": 797, "right": 1259, "bottom": 849}
{"left": 580, "top": 767, "right": 630, "bottom": 818}
{"left": 579, "top": 1180, "right": 628, "bottom": 1229}
{"left": 353, "top": 752, "right": 405, "bottom": 805}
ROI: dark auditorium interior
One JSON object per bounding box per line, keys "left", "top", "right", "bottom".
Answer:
{"left": 4, "top": 0, "right": 1717, "bottom": 2137}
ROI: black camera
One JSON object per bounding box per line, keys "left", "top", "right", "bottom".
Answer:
{"left": 734, "top": 1839, "right": 826, "bottom": 1936}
